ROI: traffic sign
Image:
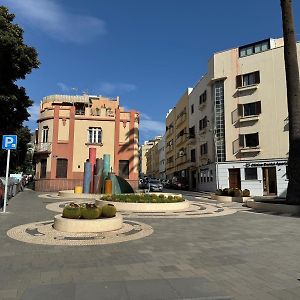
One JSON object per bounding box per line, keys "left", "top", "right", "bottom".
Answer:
{"left": 1, "top": 135, "right": 17, "bottom": 213}
{"left": 2, "top": 135, "right": 17, "bottom": 150}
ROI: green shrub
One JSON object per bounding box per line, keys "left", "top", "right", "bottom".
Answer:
{"left": 242, "top": 189, "right": 250, "bottom": 197}
{"left": 63, "top": 202, "right": 81, "bottom": 219}
{"left": 81, "top": 203, "right": 101, "bottom": 219}
{"left": 233, "top": 188, "right": 242, "bottom": 197}
{"left": 215, "top": 189, "right": 223, "bottom": 196}
{"left": 222, "top": 188, "right": 229, "bottom": 196}
{"left": 158, "top": 194, "right": 165, "bottom": 199}
{"left": 174, "top": 196, "right": 183, "bottom": 202}
{"left": 102, "top": 204, "right": 117, "bottom": 218}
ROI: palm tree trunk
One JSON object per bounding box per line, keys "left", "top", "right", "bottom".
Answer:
{"left": 280, "top": 0, "right": 300, "bottom": 203}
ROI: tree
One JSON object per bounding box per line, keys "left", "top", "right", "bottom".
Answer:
{"left": 0, "top": 6, "right": 39, "bottom": 173}
{"left": 280, "top": 0, "right": 300, "bottom": 203}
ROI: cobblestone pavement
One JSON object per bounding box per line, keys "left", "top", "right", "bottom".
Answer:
{"left": 1, "top": 189, "right": 300, "bottom": 299}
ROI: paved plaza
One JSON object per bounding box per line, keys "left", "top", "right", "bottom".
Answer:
{"left": 1, "top": 189, "right": 300, "bottom": 299}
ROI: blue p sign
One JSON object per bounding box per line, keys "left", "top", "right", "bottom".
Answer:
{"left": 2, "top": 135, "right": 17, "bottom": 150}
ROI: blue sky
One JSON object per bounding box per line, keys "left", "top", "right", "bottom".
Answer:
{"left": 3, "top": 0, "right": 300, "bottom": 143}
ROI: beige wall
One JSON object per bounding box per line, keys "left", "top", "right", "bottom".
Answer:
{"left": 72, "top": 120, "right": 115, "bottom": 173}
{"left": 58, "top": 119, "right": 69, "bottom": 141}
{"left": 165, "top": 108, "right": 176, "bottom": 177}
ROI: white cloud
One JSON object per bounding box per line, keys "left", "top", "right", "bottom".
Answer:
{"left": 57, "top": 82, "right": 69, "bottom": 92}
{"left": 24, "top": 102, "right": 40, "bottom": 130}
{"left": 139, "top": 114, "right": 165, "bottom": 135}
{"left": 97, "top": 82, "right": 137, "bottom": 95}
{"left": 4, "top": 0, "right": 106, "bottom": 43}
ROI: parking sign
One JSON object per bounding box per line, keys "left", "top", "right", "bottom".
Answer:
{"left": 2, "top": 135, "right": 17, "bottom": 150}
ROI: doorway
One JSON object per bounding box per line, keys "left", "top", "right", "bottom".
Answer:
{"left": 191, "top": 170, "right": 197, "bottom": 189}
{"left": 228, "top": 168, "right": 241, "bottom": 189}
{"left": 263, "top": 167, "right": 277, "bottom": 195}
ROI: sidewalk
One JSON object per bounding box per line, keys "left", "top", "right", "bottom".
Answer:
{"left": 1, "top": 189, "right": 300, "bottom": 299}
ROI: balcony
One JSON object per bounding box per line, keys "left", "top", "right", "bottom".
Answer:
{"left": 176, "top": 134, "right": 187, "bottom": 146}
{"left": 176, "top": 155, "right": 188, "bottom": 166}
{"left": 34, "top": 142, "right": 52, "bottom": 153}
{"left": 198, "top": 102, "right": 206, "bottom": 111}
{"left": 233, "top": 138, "right": 260, "bottom": 154}
{"left": 176, "top": 113, "right": 187, "bottom": 128}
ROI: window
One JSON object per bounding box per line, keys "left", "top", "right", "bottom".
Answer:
{"left": 189, "top": 126, "right": 195, "bottom": 138}
{"left": 191, "top": 104, "right": 194, "bottom": 114}
{"left": 177, "top": 129, "right": 185, "bottom": 138}
{"left": 42, "top": 126, "right": 49, "bottom": 143}
{"left": 40, "top": 159, "right": 47, "bottom": 178}
{"left": 239, "top": 39, "right": 270, "bottom": 57}
{"left": 199, "top": 116, "right": 208, "bottom": 131}
{"left": 200, "top": 143, "right": 208, "bottom": 155}
{"left": 199, "top": 91, "right": 207, "bottom": 105}
{"left": 236, "top": 71, "right": 260, "bottom": 88}
{"left": 238, "top": 101, "right": 261, "bottom": 117}
{"left": 191, "top": 149, "right": 196, "bottom": 162}
{"left": 75, "top": 103, "right": 85, "bottom": 115}
{"left": 245, "top": 168, "right": 258, "bottom": 180}
{"left": 239, "top": 133, "right": 259, "bottom": 148}
{"left": 88, "top": 127, "right": 102, "bottom": 144}
{"left": 119, "top": 160, "right": 129, "bottom": 179}
{"left": 56, "top": 159, "right": 68, "bottom": 178}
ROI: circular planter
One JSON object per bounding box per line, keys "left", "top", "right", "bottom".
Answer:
{"left": 95, "top": 199, "right": 190, "bottom": 212}
{"left": 212, "top": 194, "right": 251, "bottom": 203}
{"left": 58, "top": 190, "right": 99, "bottom": 199}
{"left": 53, "top": 213, "right": 123, "bottom": 233}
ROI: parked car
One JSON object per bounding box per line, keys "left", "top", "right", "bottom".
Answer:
{"left": 171, "top": 180, "right": 189, "bottom": 190}
{"left": 162, "top": 179, "right": 172, "bottom": 188}
{"left": 148, "top": 179, "right": 163, "bottom": 192}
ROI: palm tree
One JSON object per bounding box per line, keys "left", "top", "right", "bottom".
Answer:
{"left": 280, "top": 0, "right": 300, "bottom": 203}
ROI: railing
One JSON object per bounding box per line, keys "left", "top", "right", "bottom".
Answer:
{"left": 34, "top": 142, "right": 52, "bottom": 153}
{"left": 232, "top": 138, "right": 260, "bottom": 154}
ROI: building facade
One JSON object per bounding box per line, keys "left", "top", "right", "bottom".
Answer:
{"left": 158, "top": 135, "right": 166, "bottom": 179}
{"left": 139, "top": 137, "right": 161, "bottom": 178}
{"left": 165, "top": 89, "right": 193, "bottom": 185}
{"left": 188, "top": 37, "right": 297, "bottom": 197}
{"left": 34, "top": 94, "right": 139, "bottom": 191}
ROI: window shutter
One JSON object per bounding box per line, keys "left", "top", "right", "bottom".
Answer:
{"left": 236, "top": 75, "right": 242, "bottom": 88}
{"left": 254, "top": 71, "right": 260, "bottom": 84}
{"left": 256, "top": 101, "right": 261, "bottom": 114}
{"left": 238, "top": 104, "right": 243, "bottom": 116}
{"left": 239, "top": 134, "right": 245, "bottom": 147}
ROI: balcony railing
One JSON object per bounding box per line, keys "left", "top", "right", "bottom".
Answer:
{"left": 34, "top": 142, "right": 52, "bottom": 153}
{"left": 233, "top": 138, "right": 260, "bottom": 154}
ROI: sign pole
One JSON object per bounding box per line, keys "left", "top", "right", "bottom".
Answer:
{"left": 3, "top": 149, "right": 11, "bottom": 213}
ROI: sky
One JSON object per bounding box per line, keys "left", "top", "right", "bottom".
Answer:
{"left": 3, "top": 0, "right": 300, "bottom": 143}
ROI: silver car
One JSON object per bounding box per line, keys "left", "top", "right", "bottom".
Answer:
{"left": 148, "top": 179, "right": 163, "bottom": 192}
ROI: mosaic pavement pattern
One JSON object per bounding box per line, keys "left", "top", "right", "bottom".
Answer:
{"left": 44, "top": 197, "right": 237, "bottom": 219}
{"left": 7, "top": 219, "right": 153, "bottom": 246}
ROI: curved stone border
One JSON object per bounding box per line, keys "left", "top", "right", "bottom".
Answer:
{"left": 211, "top": 194, "right": 251, "bottom": 203}
{"left": 95, "top": 199, "right": 190, "bottom": 212}
{"left": 54, "top": 213, "right": 123, "bottom": 233}
{"left": 7, "top": 219, "right": 153, "bottom": 246}
{"left": 46, "top": 200, "right": 237, "bottom": 219}
{"left": 58, "top": 190, "right": 99, "bottom": 199}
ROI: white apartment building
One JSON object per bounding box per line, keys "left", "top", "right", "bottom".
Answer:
{"left": 189, "top": 38, "right": 298, "bottom": 197}
{"left": 158, "top": 135, "right": 166, "bottom": 179}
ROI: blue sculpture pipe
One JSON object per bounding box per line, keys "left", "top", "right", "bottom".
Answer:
{"left": 83, "top": 161, "right": 92, "bottom": 194}
{"left": 103, "top": 154, "right": 110, "bottom": 178}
